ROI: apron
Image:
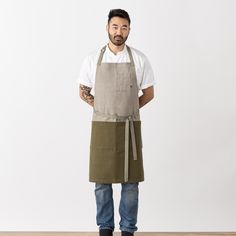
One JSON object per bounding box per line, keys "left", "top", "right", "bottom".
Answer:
{"left": 89, "top": 45, "right": 144, "bottom": 183}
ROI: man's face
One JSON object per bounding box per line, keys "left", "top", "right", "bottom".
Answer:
{"left": 107, "top": 17, "right": 130, "bottom": 46}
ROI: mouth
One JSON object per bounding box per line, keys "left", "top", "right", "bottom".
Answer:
{"left": 114, "top": 36, "right": 123, "bottom": 40}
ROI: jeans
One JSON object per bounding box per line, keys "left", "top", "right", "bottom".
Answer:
{"left": 95, "top": 183, "right": 139, "bottom": 233}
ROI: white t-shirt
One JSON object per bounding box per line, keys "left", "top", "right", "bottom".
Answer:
{"left": 77, "top": 44, "right": 156, "bottom": 91}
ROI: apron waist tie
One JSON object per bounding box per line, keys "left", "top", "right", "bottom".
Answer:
{"left": 124, "top": 116, "right": 137, "bottom": 182}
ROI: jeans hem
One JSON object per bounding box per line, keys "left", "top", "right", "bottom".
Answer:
{"left": 99, "top": 226, "right": 114, "bottom": 232}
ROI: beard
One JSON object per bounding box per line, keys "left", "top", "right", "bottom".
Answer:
{"left": 108, "top": 33, "right": 128, "bottom": 46}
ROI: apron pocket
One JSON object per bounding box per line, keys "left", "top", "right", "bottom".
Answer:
{"left": 90, "top": 121, "right": 116, "bottom": 148}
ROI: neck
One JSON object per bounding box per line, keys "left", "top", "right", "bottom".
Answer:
{"left": 108, "top": 42, "right": 125, "bottom": 54}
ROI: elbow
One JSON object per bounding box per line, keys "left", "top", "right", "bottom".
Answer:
{"left": 79, "top": 91, "right": 83, "bottom": 100}
{"left": 79, "top": 90, "right": 85, "bottom": 102}
{"left": 150, "top": 93, "right": 154, "bottom": 101}
{"left": 79, "top": 92, "right": 83, "bottom": 101}
{"left": 148, "top": 93, "right": 154, "bottom": 103}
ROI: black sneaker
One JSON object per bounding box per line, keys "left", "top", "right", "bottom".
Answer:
{"left": 99, "top": 229, "right": 113, "bottom": 236}
{"left": 121, "top": 231, "right": 134, "bottom": 236}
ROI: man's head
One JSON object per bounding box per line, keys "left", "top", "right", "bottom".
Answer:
{"left": 106, "top": 9, "right": 131, "bottom": 46}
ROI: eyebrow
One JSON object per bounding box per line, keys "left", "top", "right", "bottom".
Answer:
{"left": 111, "top": 24, "right": 128, "bottom": 28}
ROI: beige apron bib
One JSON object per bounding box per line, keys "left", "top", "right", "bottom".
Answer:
{"left": 89, "top": 45, "right": 144, "bottom": 183}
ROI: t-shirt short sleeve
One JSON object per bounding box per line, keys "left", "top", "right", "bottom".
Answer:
{"left": 139, "top": 55, "right": 156, "bottom": 90}
{"left": 76, "top": 55, "right": 93, "bottom": 88}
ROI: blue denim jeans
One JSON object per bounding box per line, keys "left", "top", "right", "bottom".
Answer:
{"left": 95, "top": 183, "right": 139, "bottom": 233}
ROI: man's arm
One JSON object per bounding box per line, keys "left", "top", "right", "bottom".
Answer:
{"left": 79, "top": 84, "right": 94, "bottom": 107}
{"left": 139, "top": 86, "right": 154, "bottom": 108}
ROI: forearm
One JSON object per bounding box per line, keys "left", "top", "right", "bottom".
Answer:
{"left": 139, "top": 94, "right": 153, "bottom": 108}
{"left": 139, "top": 86, "right": 154, "bottom": 108}
{"left": 79, "top": 84, "right": 94, "bottom": 107}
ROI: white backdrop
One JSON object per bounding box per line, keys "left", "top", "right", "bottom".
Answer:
{"left": 0, "top": 0, "right": 236, "bottom": 232}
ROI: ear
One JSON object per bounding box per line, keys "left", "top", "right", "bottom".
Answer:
{"left": 106, "top": 24, "right": 108, "bottom": 32}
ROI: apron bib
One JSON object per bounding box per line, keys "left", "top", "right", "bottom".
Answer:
{"left": 89, "top": 45, "right": 144, "bottom": 183}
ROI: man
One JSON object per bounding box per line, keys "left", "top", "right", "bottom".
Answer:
{"left": 77, "top": 9, "right": 155, "bottom": 236}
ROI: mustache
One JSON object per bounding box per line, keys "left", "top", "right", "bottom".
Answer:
{"left": 114, "top": 35, "right": 123, "bottom": 40}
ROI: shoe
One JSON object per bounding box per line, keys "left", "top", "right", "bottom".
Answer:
{"left": 121, "top": 231, "right": 133, "bottom": 236}
{"left": 99, "top": 229, "right": 113, "bottom": 236}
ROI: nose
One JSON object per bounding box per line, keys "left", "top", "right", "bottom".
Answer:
{"left": 116, "top": 27, "right": 122, "bottom": 35}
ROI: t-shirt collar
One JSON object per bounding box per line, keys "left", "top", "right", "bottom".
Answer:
{"left": 106, "top": 44, "right": 127, "bottom": 56}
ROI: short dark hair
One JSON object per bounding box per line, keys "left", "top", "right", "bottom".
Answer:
{"left": 108, "top": 9, "right": 131, "bottom": 25}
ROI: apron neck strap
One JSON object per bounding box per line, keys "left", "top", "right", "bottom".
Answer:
{"left": 97, "top": 46, "right": 106, "bottom": 66}
{"left": 126, "top": 45, "right": 135, "bottom": 66}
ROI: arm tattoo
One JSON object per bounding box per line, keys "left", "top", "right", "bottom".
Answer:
{"left": 79, "top": 84, "right": 94, "bottom": 106}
